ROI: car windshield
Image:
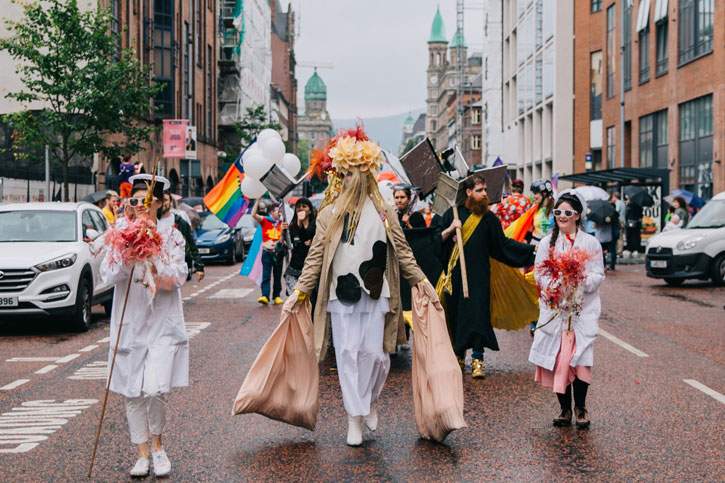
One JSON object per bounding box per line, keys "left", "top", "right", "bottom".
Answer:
{"left": 199, "top": 214, "right": 227, "bottom": 231}
{"left": 0, "top": 210, "right": 77, "bottom": 242}
{"left": 687, "top": 200, "right": 725, "bottom": 229}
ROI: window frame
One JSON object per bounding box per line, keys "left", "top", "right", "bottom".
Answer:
{"left": 606, "top": 5, "right": 616, "bottom": 99}
{"left": 678, "top": 0, "right": 714, "bottom": 66}
{"left": 591, "top": 0, "right": 602, "bottom": 13}
{"left": 639, "top": 25, "right": 650, "bottom": 85}
{"left": 655, "top": 20, "right": 668, "bottom": 76}
{"left": 606, "top": 125, "right": 616, "bottom": 169}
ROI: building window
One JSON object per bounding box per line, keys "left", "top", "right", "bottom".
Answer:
{"left": 679, "top": 95, "right": 713, "bottom": 198}
{"left": 656, "top": 20, "right": 668, "bottom": 76}
{"left": 153, "top": 0, "right": 174, "bottom": 117}
{"left": 606, "top": 5, "right": 616, "bottom": 98}
{"left": 678, "top": 0, "right": 714, "bottom": 65}
{"left": 606, "top": 126, "right": 616, "bottom": 168}
{"left": 472, "top": 109, "right": 481, "bottom": 125}
{"left": 543, "top": 43, "right": 553, "bottom": 99}
{"left": 472, "top": 135, "right": 481, "bottom": 150}
{"left": 623, "top": 1, "right": 632, "bottom": 91}
{"left": 196, "top": 0, "right": 202, "bottom": 66}
{"left": 590, "top": 51, "right": 602, "bottom": 120}
{"left": 431, "top": 120, "right": 437, "bottom": 131}
{"left": 183, "top": 22, "right": 190, "bottom": 120}
{"left": 542, "top": 0, "right": 553, "bottom": 41}
{"left": 110, "top": 0, "right": 121, "bottom": 58}
{"left": 639, "top": 110, "right": 667, "bottom": 168}
{"left": 591, "top": 0, "right": 602, "bottom": 13}
{"left": 206, "top": 45, "right": 212, "bottom": 138}
{"left": 639, "top": 26, "right": 650, "bottom": 84}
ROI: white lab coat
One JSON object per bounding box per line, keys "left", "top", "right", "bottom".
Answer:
{"left": 100, "top": 218, "right": 189, "bottom": 398}
{"left": 528, "top": 229, "right": 605, "bottom": 370}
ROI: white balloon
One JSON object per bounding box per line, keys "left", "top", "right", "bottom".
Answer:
{"left": 243, "top": 154, "right": 273, "bottom": 180}
{"left": 261, "top": 137, "right": 285, "bottom": 166}
{"left": 241, "top": 176, "right": 267, "bottom": 199}
{"left": 257, "top": 129, "right": 281, "bottom": 145}
{"left": 281, "top": 153, "right": 301, "bottom": 177}
{"left": 242, "top": 144, "right": 261, "bottom": 163}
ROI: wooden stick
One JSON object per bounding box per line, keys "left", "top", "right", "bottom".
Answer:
{"left": 87, "top": 266, "right": 135, "bottom": 478}
{"left": 452, "top": 206, "right": 469, "bottom": 299}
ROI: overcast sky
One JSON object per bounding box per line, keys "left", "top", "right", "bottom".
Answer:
{"left": 293, "top": 0, "right": 484, "bottom": 119}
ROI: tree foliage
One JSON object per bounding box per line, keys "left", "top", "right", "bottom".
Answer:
{"left": 0, "top": 0, "right": 162, "bottom": 199}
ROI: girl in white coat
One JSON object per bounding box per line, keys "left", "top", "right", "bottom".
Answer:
{"left": 529, "top": 190, "right": 605, "bottom": 428}
{"left": 100, "top": 175, "right": 189, "bottom": 477}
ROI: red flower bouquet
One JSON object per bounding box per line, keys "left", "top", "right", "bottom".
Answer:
{"left": 535, "top": 247, "right": 591, "bottom": 329}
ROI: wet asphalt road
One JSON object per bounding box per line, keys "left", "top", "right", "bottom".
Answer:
{"left": 0, "top": 263, "right": 722, "bottom": 482}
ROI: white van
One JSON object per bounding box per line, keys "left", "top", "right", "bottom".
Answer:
{"left": 645, "top": 191, "right": 725, "bottom": 286}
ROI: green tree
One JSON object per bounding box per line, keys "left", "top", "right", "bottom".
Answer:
{"left": 399, "top": 137, "right": 418, "bottom": 157}
{"left": 1, "top": 0, "right": 161, "bottom": 200}
{"left": 224, "top": 105, "right": 282, "bottom": 164}
{"left": 296, "top": 137, "right": 310, "bottom": 171}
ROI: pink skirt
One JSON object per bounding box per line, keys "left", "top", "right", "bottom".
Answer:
{"left": 535, "top": 330, "right": 592, "bottom": 394}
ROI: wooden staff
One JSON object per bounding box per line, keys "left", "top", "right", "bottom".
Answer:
{"left": 452, "top": 206, "right": 469, "bottom": 299}
{"left": 87, "top": 266, "right": 135, "bottom": 478}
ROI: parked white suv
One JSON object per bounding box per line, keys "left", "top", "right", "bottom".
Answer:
{"left": 0, "top": 202, "right": 114, "bottom": 330}
{"left": 645, "top": 191, "right": 725, "bottom": 286}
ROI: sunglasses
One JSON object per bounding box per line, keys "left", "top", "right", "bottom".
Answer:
{"left": 553, "top": 209, "right": 578, "bottom": 217}
{"left": 128, "top": 197, "right": 156, "bottom": 207}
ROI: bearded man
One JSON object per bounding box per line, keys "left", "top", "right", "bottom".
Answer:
{"left": 439, "top": 173, "right": 535, "bottom": 379}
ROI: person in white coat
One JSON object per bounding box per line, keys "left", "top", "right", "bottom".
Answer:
{"left": 529, "top": 190, "right": 605, "bottom": 428}
{"left": 100, "top": 174, "right": 189, "bottom": 477}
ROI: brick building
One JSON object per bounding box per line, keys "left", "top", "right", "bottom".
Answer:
{"left": 270, "top": 1, "right": 297, "bottom": 152}
{"left": 574, "top": 0, "right": 722, "bottom": 200}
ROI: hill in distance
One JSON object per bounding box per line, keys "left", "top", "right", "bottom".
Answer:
{"left": 333, "top": 108, "right": 425, "bottom": 154}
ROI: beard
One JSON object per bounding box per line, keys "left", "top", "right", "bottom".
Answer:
{"left": 465, "top": 195, "right": 489, "bottom": 215}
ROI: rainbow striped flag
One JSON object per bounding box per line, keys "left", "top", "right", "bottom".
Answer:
{"left": 240, "top": 224, "right": 264, "bottom": 285}
{"left": 203, "top": 149, "right": 250, "bottom": 227}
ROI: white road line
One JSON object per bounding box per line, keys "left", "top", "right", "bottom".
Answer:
{"left": 182, "top": 297, "right": 192, "bottom": 301}
{"left": 96, "top": 337, "right": 110, "bottom": 343}
{"left": 208, "top": 288, "right": 253, "bottom": 299}
{"left": 6, "top": 357, "right": 59, "bottom": 363}
{"left": 1, "top": 379, "right": 30, "bottom": 390}
{"left": 599, "top": 329, "right": 649, "bottom": 358}
{"left": 34, "top": 365, "right": 58, "bottom": 375}
{"left": 54, "top": 354, "right": 80, "bottom": 363}
{"left": 78, "top": 345, "right": 98, "bottom": 352}
{"left": 683, "top": 379, "right": 725, "bottom": 405}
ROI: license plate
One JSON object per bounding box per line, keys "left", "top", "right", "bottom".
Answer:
{"left": 0, "top": 296, "right": 18, "bottom": 307}
{"left": 198, "top": 248, "right": 210, "bottom": 254}
{"left": 651, "top": 260, "right": 667, "bottom": 268}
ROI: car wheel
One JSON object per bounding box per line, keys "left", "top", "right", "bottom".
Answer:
{"left": 664, "top": 277, "right": 685, "bottom": 287}
{"left": 712, "top": 253, "right": 725, "bottom": 286}
{"left": 227, "top": 247, "right": 237, "bottom": 265}
{"left": 70, "top": 278, "right": 92, "bottom": 332}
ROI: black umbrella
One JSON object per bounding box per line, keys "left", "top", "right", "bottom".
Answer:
{"left": 82, "top": 190, "right": 109, "bottom": 204}
{"left": 623, "top": 185, "right": 654, "bottom": 207}
{"left": 586, "top": 199, "right": 617, "bottom": 225}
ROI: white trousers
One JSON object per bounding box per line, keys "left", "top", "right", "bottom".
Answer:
{"left": 125, "top": 395, "right": 167, "bottom": 445}
{"left": 329, "top": 295, "right": 390, "bottom": 417}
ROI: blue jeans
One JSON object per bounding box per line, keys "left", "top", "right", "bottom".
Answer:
{"left": 261, "top": 250, "right": 283, "bottom": 299}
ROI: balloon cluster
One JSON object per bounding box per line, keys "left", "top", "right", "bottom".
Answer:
{"left": 240, "top": 129, "right": 302, "bottom": 199}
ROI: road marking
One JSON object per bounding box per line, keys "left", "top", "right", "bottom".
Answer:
{"left": 599, "top": 329, "right": 649, "bottom": 358}
{"left": 0, "top": 379, "right": 30, "bottom": 391}
{"left": 96, "top": 337, "right": 110, "bottom": 343}
{"left": 683, "top": 379, "right": 725, "bottom": 405}
{"left": 54, "top": 354, "right": 80, "bottom": 363}
{"left": 0, "top": 399, "right": 98, "bottom": 453}
{"left": 186, "top": 322, "right": 211, "bottom": 339}
{"left": 34, "top": 365, "right": 57, "bottom": 375}
{"left": 78, "top": 345, "right": 98, "bottom": 352}
{"left": 6, "top": 357, "right": 59, "bottom": 363}
{"left": 208, "top": 288, "right": 253, "bottom": 299}
{"left": 182, "top": 297, "right": 192, "bottom": 301}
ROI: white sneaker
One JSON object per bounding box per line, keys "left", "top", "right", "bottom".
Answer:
{"left": 346, "top": 416, "right": 363, "bottom": 446}
{"left": 151, "top": 449, "right": 171, "bottom": 477}
{"left": 363, "top": 402, "right": 378, "bottom": 431}
{"left": 129, "top": 458, "right": 150, "bottom": 477}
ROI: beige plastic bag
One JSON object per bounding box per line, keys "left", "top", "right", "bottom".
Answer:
{"left": 411, "top": 282, "right": 467, "bottom": 442}
{"left": 232, "top": 296, "right": 319, "bottom": 430}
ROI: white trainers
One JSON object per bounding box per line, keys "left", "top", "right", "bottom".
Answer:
{"left": 346, "top": 415, "right": 363, "bottom": 446}
{"left": 363, "top": 402, "right": 378, "bottom": 432}
{"left": 151, "top": 448, "right": 171, "bottom": 477}
{"left": 129, "top": 458, "right": 150, "bottom": 477}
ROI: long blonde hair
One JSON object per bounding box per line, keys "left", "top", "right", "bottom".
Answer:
{"left": 325, "top": 167, "right": 392, "bottom": 244}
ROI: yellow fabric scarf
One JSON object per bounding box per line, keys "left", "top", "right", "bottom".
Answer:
{"left": 436, "top": 212, "right": 482, "bottom": 300}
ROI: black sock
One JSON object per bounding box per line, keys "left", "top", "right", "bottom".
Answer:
{"left": 573, "top": 378, "right": 589, "bottom": 408}
{"left": 557, "top": 384, "right": 572, "bottom": 411}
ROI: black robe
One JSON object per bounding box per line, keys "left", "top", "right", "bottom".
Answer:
{"left": 397, "top": 212, "right": 443, "bottom": 311}
{"left": 440, "top": 206, "right": 535, "bottom": 355}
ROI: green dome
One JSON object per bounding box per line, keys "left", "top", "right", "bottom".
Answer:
{"left": 428, "top": 7, "right": 447, "bottom": 43}
{"left": 404, "top": 112, "right": 414, "bottom": 125}
{"left": 450, "top": 28, "right": 467, "bottom": 48}
{"left": 305, "top": 69, "right": 326, "bottom": 101}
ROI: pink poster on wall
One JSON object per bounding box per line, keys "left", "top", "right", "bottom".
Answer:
{"left": 163, "top": 119, "right": 187, "bottom": 158}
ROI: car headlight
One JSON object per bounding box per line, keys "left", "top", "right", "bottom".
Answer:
{"left": 676, "top": 236, "right": 705, "bottom": 251}
{"left": 35, "top": 253, "right": 78, "bottom": 272}
{"left": 215, "top": 233, "right": 231, "bottom": 244}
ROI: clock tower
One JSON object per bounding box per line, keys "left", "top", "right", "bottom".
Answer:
{"left": 427, "top": 7, "right": 448, "bottom": 149}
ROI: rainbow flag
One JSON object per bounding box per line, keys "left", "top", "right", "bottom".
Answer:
{"left": 203, "top": 148, "right": 250, "bottom": 227}
{"left": 240, "top": 224, "right": 264, "bottom": 285}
